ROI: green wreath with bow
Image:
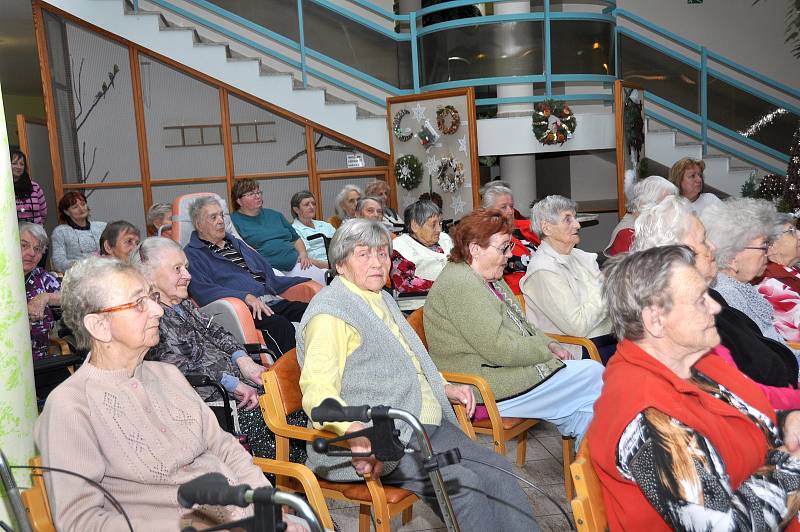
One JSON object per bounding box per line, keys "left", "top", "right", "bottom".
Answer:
{"left": 394, "top": 154, "right": 424, "bottom": 190}
{"left": 532, "top": 100, "right": 577, "bottom": 146}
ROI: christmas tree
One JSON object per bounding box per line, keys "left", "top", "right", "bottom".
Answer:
{"left": 784, "top": 122, "right": 800, "bottom": 211}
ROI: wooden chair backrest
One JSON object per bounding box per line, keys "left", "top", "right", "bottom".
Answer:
{"left": 406, "top": 308, "right": 427, "bottom": 349}
{"left": 570, "top": 438, "right": 607, "bottom": 532}
{"left": 21, "top": 456, "right": 55, "bottom": 532}
{"left": 270, "top": 349, "right": 303, "bottom": 414}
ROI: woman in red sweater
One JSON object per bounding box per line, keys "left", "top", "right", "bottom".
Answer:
{"left": 590, "top": 246, "right": 800, "bottom": 531}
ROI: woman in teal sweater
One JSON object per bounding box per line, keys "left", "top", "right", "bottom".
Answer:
{"left": 424, "top": 209, "right": 603, "bottom": 446}
{"left": 230, "top": 179, "right": 327, "bottom": 286}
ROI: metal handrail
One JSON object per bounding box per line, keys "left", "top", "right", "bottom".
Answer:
{"left": 136, "top": 0, "right": 796, "bottom": 173}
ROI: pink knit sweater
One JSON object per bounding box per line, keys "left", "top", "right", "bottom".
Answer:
{"left": 34, "top": 357, "right": 269, "bottom": 531}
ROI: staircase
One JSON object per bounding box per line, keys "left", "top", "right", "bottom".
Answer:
{"left": 44, "top": 0, "right": 390, "bottom": 152}
{"left": 646, "top": 118, "right": 757, "bottom": 198}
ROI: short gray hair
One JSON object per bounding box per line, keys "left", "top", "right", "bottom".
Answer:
{"left": 356, "top": 196, "right": 384, "bottom": 213}
{"left": 403, "top": 200, "right": 441, "bottom": 234}
{"left": 189, "top": 196, "right": 221, "bottom": 228}
{"left": 479, "top": 180, "right": 511, "bottom": 198}
{"left": 18, "top": 222, "right": 48, "bottom": 250}
{"left": 146, "top": 203, "right": 172, "bottom": 231}
{"left": 480, "top": 185, "right": 513, "bottom": 209}
{"left": 335, "top": 184, "right": 362, "bottom": 218}
{"left": 530, "top": 195, "right": 578, "bottom": 238}
{"left": 631, "top": 196, "right": 695, "bottom": 252}
{"left": 130, "top": 236, "right": 184, "bottom": 278}
{"left": 700, "top": 198, "right": 776, "bottom": 268}
{"left": 603, "top": 245, "right": 696, "bottom": 341}
{"left": 628, "top": 176, "right": 678, "bottom": 214}
{"left": 771, "top": 213, "right": 797, "bottom": 240}
{"left": 328, "top": 218, "right": 392, "bottom": 267}
{"left": 61, "top": 256, "right": 144, "bottom": 350}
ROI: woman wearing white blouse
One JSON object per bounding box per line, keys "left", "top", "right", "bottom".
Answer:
{"left": 521, "top": 195, "right": 615, "bottom": 363}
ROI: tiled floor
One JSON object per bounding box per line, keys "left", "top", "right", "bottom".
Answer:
{"left": 325, "top": 422, "right": 574, "bottom": 531}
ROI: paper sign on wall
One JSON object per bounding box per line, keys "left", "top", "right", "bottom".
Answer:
{"left": 346, "top": 153, "right": 365, "bottom": 168}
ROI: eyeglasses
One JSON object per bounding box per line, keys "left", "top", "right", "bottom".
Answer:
{"left": 20, "top": 241, "right": 45, "bottom": 255}
{"left": 489, "top": 241, "right": 516, "bottom": 254}
{"left": 743, "top": 245, "right": 769, "bottom": 254}
{"left": 93, "top": 291, "right": 161, "bottom": 314}
{"left": 241, "top": 189, "right": 263, "bottom": 198}
{"left": 782, "top": 227, "right": 798, "bottom": 236}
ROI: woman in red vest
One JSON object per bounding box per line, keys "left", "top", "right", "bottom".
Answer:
{"left": 589, "top": 245, "right": 800, "bottom": 531}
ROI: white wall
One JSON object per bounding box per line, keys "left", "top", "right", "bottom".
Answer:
{"left": 617, "top": 0, "right": 799, "bottom": 90}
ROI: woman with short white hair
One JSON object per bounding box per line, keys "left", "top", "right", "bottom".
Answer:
{"left": 604, "top": 175, "right": 677, "bottom": 257}
{"left": 329, "top": 184, "right": 362, "bottom": 228}
{"left": 522, "top": 195, "right": 615, "bottom": 362}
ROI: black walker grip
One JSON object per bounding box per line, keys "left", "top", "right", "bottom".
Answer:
{"left": 177, "top": 473, "right": 250, "bottom": 508}
{"left": 311, "top": 398, "right": 371, "bottom": 423}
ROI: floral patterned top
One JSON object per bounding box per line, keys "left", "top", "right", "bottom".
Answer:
{"left": 756, "top": 263, "right": 800, "bottom": 343}
{"left": 390, "top": 243, "right": 444, "bottom": 293}
{"left": 25, "top": 267, "right": 60, "bottom": 360}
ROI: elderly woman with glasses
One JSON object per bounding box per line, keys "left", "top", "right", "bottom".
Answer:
{"left": 230, "top": 178, "right": 327, "bottom": 286}
{"left": 754, "top": 215, "right": 800, "bottom": 342}
{"left": 365, "top": 179, "right": 403, "bottom": 230}
{"left": 589, "top": 245, "right": 800, "bottom": 531}
{"left": 298, "top": 218, "right": 539, "bottom": 532}
{"left": 390, "top": 200, "right": 452, "bottom": 296}
{"left": 521, "top": 195, "right": 615, "bottom": 362}
{"left": 634, "top": 196, "right": 800, "bottom": 409}
{"left": 134, "top": 237, "right": 309, "bottom": 463}
{"left": 329, "top": 184, "right": 362, "bottom": 229}
{"left": 604, "top": 175, "right": 678, "bottom": 257}
{"left": 425, "top": 209, "right": 603, "bottom": 446}
{"left": 19, "top": 222, "right": 61, "bottom": 361}
{"left": 700, "top": 199, "right": 796, "bottom": 347}
{"left": 34, "top": 257, "right": 306, "bottom": 532}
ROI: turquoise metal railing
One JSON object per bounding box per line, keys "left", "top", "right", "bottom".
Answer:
{"left": 133, "top": 0, "right": 796, "bottom": 173}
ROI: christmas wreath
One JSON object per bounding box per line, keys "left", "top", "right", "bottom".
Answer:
{"left": 395, "top": 154, "right": 423, "bottom": 190}
{"left": 531, "top": 100, "right": 577, "bottom": 146}
{"left": 433, "top": 156, "right": 465, "bottom": 193}
{"left": 392, "top": 109, "right": 413, "bottom": 142}
{"left": 436, "top": 105, "right": 461, "bottom": 135}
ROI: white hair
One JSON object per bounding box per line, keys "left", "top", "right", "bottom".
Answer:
{"left": 335, "top": 184, "right": 363, "bottom": 218}
{"left": 631, "top": 196, "right": 695, "bottom": 252}
{"left": 530, "top": 195, "right": 578, "bottom": 239}
{"left": 700, "top": 198, "right": 776, "bottom": 268}
{"left": 481, "top": 185, "right": 513, "bottom": 209}
{"left": 628, "top": 176, "right": 678, "bottom": 214}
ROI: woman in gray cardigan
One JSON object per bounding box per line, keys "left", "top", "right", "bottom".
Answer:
{"left": 297, "top": 219, "right": 539, "bottom": 532}
{"left": 425, "top": 209, "right": 604, "bottom": 448}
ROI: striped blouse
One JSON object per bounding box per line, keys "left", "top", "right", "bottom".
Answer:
{"left": 16, "top": 181, "right": 48, "bottom": 225}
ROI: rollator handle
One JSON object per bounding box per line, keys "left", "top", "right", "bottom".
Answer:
{"left": 311, "top": 398, "right": 371, "bottom": 423}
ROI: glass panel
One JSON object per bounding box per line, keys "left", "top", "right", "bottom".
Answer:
{"left": 140, "top": 56, "right": 226, "bottom": 179}
{"left": 707, "top": 76, "right": 797, "bottom": 155}
{"left": 301, "top": 0, "right": 409, "bottom": 88}
{"left": 314, "top": 133, "right": 387, "bottom": 171}
{"left": 83, "top": 186, "right": 146, "bottom": 233}
{"left": 150, "top": 181, "right": 230, "bottom": 207}
{"left": 43, "top": 12, "right": 141, "bottom": 185}
{"left": 248, "top": 176, "right": 311, "bottom": 220}
{"left": 228, "top": 94, "right": 308, "bottom": 174}
{"left": 550, "top": 20, "right": 614, "bottom": 75}
{"left": 419, "top": 21, "right": 543, "bottom": 86}
{"left": 204, "top": 0, "right": 411, "bottom": 89}
{"left": 320, "top": 176, "right": 384, "bottom": 219}
{"left": 619, "top": 34, "right": 699, "bottom": 115}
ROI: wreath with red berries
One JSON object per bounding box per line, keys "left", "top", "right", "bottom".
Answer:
{"left": 531, "top": 100, "right": 577, "bottom": 146}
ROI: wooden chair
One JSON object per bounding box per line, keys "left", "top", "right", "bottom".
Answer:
{"left": 261, "top": 349, "right": 418, "bottom": 532}
{"left": 569, "top": 438, "right": 607, "bottom": 532}
{"left": 20, "top": 456, "right": 334, "bottom": 532}
{"left": 407, "top": 307, "right": 575, "bottom": 499}
{"left": 21, "top": 456, "right": 54, "bottom": 532}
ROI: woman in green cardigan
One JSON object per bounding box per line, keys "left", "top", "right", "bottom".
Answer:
{"left": 425, "top": 208, "right": 604, "bottom": 446}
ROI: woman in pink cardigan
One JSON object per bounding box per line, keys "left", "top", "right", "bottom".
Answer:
{"left": 34, "top": 257, "right": 304, "bottom": 531}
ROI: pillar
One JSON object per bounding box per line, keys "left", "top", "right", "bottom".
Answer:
{"left": 494, "top": 1, "right": 537, "bottom": 208}
{"left": 0, "top": 85, "right": 38, "bottom": 524}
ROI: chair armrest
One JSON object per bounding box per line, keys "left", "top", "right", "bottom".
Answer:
{"left": 547, "top": 333, "right": 602, "bottom": 363}
{"left": 450, "top": 402, "right": 476, "bottom": 440}
{"left": 252, "top": 458, "right": 334, "bottom": 531}
{"left": 789, "top": 341, "right": 800, "bottom": 351}
{"left": 442, "top": 371, "right": 504, "bottom": 436}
